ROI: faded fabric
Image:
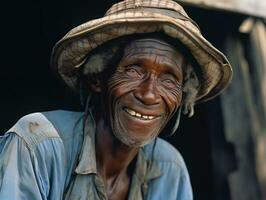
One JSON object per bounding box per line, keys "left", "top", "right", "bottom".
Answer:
{"left": 0, "top": 110, "right": 193, "bottom": 200}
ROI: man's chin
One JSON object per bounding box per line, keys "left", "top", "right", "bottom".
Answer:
{"left": 113, "top": 129, "right": 158, "bottom": 148}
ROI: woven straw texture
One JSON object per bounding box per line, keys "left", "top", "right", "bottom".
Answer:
{"left": 51, "top": 0, "right": 232, "bottom": 102}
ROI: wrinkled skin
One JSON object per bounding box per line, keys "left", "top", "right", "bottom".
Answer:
{"left": 93, "top": 38, "right": 185, "bottom": 200}
{"left": 107, "top": 38, "right": 184, "bottom": 147}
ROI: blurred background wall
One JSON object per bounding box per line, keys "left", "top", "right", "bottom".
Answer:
{"left": 1, "top": 0, "right": 266, "bottom": 199}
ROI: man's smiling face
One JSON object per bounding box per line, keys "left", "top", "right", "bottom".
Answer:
{"left": 107, "top": 38, "right": 185, "bottom": 147}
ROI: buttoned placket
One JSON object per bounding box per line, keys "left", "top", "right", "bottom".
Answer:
{"left": 66, "top": 115, "right": 162, "bottom": 200}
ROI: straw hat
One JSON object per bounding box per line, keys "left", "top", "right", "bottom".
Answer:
{"left": 51, "top": 0, "right": 232, "bottom": 103}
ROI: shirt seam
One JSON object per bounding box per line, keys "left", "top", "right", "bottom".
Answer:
{"left": 7, "top": 131, "right": 62, "bottom": 150}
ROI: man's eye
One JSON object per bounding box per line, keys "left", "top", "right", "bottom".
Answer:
{"left": 125, "top": 67, "right": 142, "bottom": 78}
{"left": 162, "top": 79, "right": 177, "bottom": 89}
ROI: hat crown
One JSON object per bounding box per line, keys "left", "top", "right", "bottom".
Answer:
{"left": 106, "top": 0, "right": 188, "bottom": 17}
{"left": 105, "top": 0, "right": 200, "bottom": 32}
{"left": 51, "top": 0, "right": 232, "bottom": 103}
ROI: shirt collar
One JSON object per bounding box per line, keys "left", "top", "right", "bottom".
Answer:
{"left": 75, "top": 114, "right": 97, "bottom": 174}
{"left": 75, "top": 115, "right": 162, "bottom": 181}
{"left": 134, "top": 147, "right": 162, "bottom": 182}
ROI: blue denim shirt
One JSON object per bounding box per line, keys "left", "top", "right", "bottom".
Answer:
{"left": 0, "top": 110, "right": 193, "bottom": 200}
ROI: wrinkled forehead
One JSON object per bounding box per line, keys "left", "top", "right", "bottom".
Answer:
{"left": 122, "top": 38, "right": 186, "bottom": 67}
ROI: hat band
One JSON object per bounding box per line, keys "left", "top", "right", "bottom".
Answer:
{"left": 107, "top": 7, "right": 201, "bottom": 31}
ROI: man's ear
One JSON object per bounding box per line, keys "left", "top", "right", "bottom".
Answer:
{"left": 89, "top": 78, "right": 102, "bottom": 92}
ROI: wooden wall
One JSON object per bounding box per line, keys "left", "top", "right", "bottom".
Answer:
{"left": 177, "top": 0, "right": 266, "bottom": 18}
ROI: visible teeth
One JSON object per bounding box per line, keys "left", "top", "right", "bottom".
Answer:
{"left": 125, "top": 108, "right": 155, "bottom": 120}
{"left": 128, "top": 109, "right": 136, "bottom": 116}
{"left": 136, "top": 113, "right": 141, "bottom": 117}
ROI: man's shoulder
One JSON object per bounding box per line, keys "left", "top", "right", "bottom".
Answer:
{"left": 143, "top": 139, "right": 193, "bottom": 199}
{"left": 143, "top": 138, "right": 187, "bottom": 168}
{"left": 42, "top": 110, "right": 84, "bottom": 138}
{"left": 6, "top": 110, "right": 84, "bottom": 147}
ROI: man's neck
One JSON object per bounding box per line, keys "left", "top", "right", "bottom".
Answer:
{"left": 95, "top": 118, "right": 139, "bottom": 179}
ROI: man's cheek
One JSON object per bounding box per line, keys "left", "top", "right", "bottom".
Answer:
{"left": 160, "top": 90, "right": 181, "bottom": 113}
{"left": 108, "top": 80, "right": 139, "bottom": 98}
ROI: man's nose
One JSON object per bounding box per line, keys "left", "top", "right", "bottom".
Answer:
{"left": 134, "top": 77, "right": 160, "bottom": 105}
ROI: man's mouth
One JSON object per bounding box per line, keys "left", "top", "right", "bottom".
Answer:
{"left": 124, "top": 107, "right": 157, "bottom": 120}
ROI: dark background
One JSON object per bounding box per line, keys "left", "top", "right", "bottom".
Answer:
{"left": 1, "top": 1, "right": 244, "bottom": 199}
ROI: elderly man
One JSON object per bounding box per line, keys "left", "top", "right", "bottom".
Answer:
{"left": 0, "top": 0, "right": 232, "bottom": 199}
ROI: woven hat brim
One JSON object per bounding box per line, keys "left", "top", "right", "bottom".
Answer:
{"left": 51, "top": 12, "right": 232, "bottom": 103}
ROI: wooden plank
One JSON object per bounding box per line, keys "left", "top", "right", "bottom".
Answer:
{"left": 220, "top": 20, "right": 266, "bottom": 198}
{"left": 220, "top": 36, "right": 261, "bottom": 200}
{"left": 177, "top": 0, "right": 266, "bottom": 18}
{"left": 249, "top": 20, "right": 266, "bottom": 199}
